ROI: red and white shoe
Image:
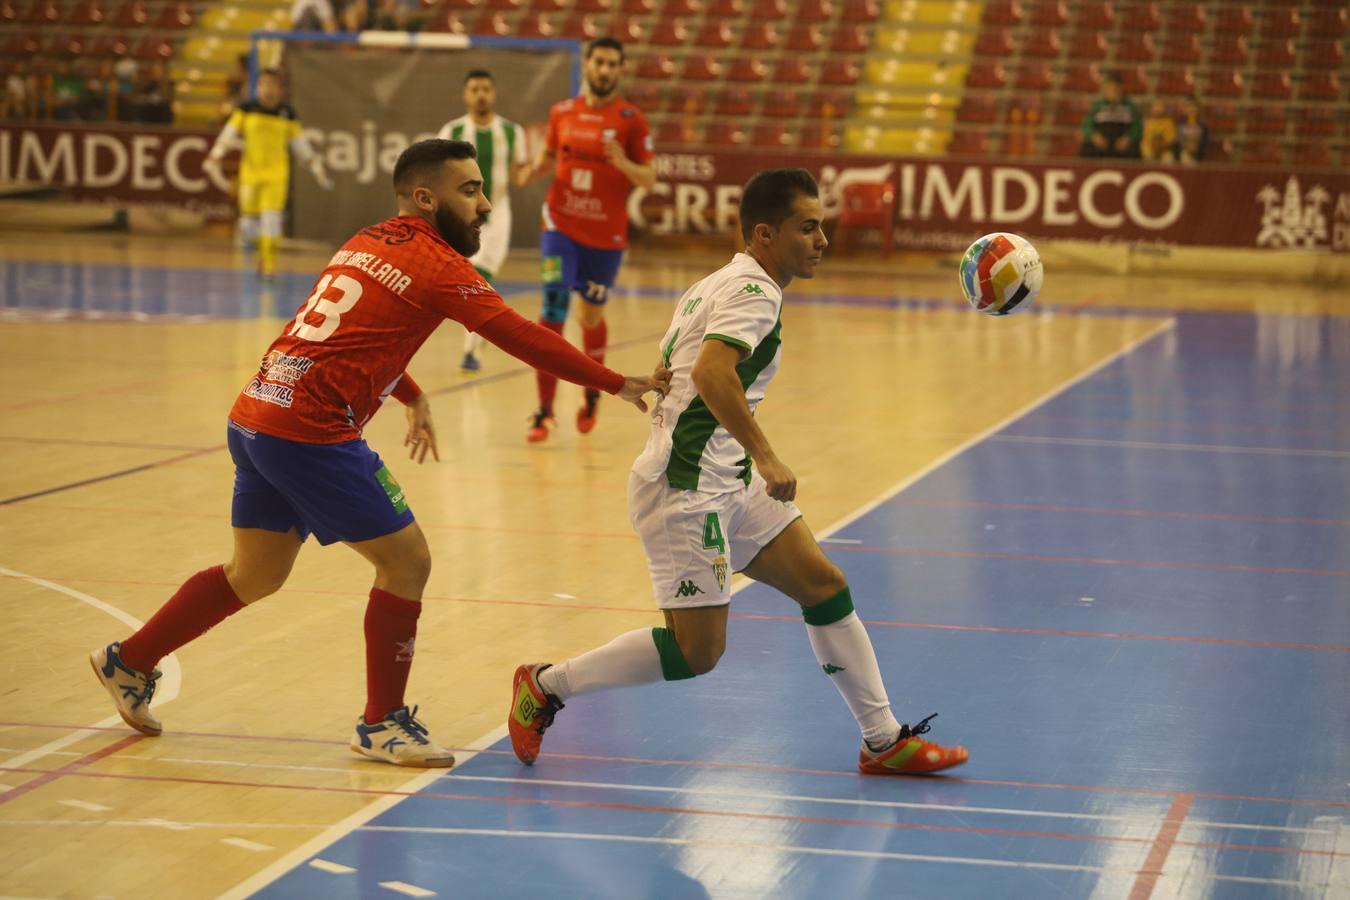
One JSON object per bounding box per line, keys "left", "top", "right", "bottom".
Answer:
{"left": 858, "top": 714, "right": 968, "bottom": 775}
{"left": 508, "top": 663, "right": 564, "bottom": 765}
{"left": 526, "top": 410, "right": 555, "bottom": 443}
{"left": 576, "top": 391, "right": 599, "bottom": 434}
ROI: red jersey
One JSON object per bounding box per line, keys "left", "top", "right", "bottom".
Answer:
{"left": 229, "top": 216, "right": 508, "bottom": 444}
{"left": 543, "top": 95, "right": 654, "bottom": 250}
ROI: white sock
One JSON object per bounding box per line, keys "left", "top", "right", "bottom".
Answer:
{"left": 537, "top": 628, "right": 666, "bottom": 701}
{"left": 238, "top": 216, "right": 259, "bottom": 246}
{"left": 807, "top": 611, "right": 901, "bottom": 747}
{"left": 463, "top": 330, "right": 483, "bottom": 355}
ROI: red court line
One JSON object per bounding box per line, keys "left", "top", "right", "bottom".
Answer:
{"left": 829, "top": 544, "right": 1350, "bottom": 578}
{"left": 1129, "top": 792, "right": 1194, "bottom": 900}
{"left": 884, "top": 498, "right": 1350, "bottom": 528}
{"left": 3, "top": 722, "right": 1346, "bottom": 810}
{"left": 0, "top": 734, "right": 143, "bottom": 806}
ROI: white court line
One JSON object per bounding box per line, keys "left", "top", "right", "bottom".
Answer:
{"left": 379, "top": 881, "right": 435, "bottom": 898}
{"left": 0, "top": 566, "right": 183, "bottom": 773}
{"left": 220, "top": 837, "right": 275, "bottom": 852}
{"left": 984, "top": 433, "right": 1350, "bottom": 460}
{"left": 820, "top": 538, "right": 863, "bottom": 544}
{"left": 306, "top": 859, "right": 355, "bottom": 875}
{"left": 0, "top": 819, "right": 327, "bottom": 831}
{"left": 56, "top": 799, "right": 111, "bottom": 812}
{"left": 220, "top": 318, "right": 1178, "bottom": 896}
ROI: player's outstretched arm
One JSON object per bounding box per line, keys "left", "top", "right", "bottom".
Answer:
{"left": 691, "top": 339, "right": 796, "bottom": 501}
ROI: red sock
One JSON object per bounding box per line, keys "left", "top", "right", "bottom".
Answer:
{"left": 364, "top": 588, "right": 421, "bottom": 724}
{"left": 119, "top": 565, "right": 245, "bottom": 673}
{"left": 581, "top": 319, "right": 607, "bottom": 367}
{"left": 535, "top": 317, "right": 566, "bottom": 415}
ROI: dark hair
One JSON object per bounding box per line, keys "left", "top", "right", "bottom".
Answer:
{"left": 738, "top": 168, "right": 818, "bottom": 241}
{"left": 393, "top": 139, "right": 477, "bottom": 193}
{"left": 586, "top": 36, "right": 625, "bottom": 61}
{"left": 464, "top": 69, "right": 493, "bottom": 83}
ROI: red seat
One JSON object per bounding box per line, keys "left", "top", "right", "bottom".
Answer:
{"left": 1240, "top": 140, "right": 1283, "bottom": 165}
{"left": 1061, "top": 62, "right": 1100, "bottom": 92}
{"left": 1074, "top": 1, "right": 1112, "bottom": 28}
{"left": 635, "top": 53, "right": 675, "bottom": 79}
{"left": 830, "top": 25, "right": 869, "bottom": 54}
{"left": 1156, "top": 68, "right": 1195, "bottom": 97}
{"left": 574, "top": 0, "right": 610, "bottom": 10}
{"left": 694, "top": 21, "right": 733, "bottom": 47}
{"left": 1308, "top": 8, "right": 1347, "bottom": 38}
{"left": 516, "top": 12, "right": 555, "bottom": 36}
{"left": 1257, "top": 39, "right": 1295, "bottom": 67}
{"left": 835, "top": 181, "right": 896, "bottom": 258}
{"left": 1260, "top": 8, "right": 1300, "bottom": 36}
{"left": 648, "top": 18, "right": 688, "bottom": 46}
{"left": 750, "top": 0, "right": 786, "bottom": 18}
{"left": 785, "top": 24, "right": 823, "bottom": 52}
{"left": 1214, "top": 6, "right": 1253, "bottom": 34}
{"left": 1299, "top": 71, "right": 1341, "bottom": 101}
{"left": 681, "top": 55, "right": 723, "bottom": 82}
{"left": 608, "top": 17, "right": 644, "bottom": 41}
{"left": 663, "top": 0, "right": 700, "bottom": 15}
{"left": 983, "top": 0, "right": 1023, "bottom": 26}
{"left": 624, "top": 83, "right": 662, "bottom": 110}
{"left": 762, "top": 89, "right": 798, "bottom": 118}
{"left": 655, "top": 119, "right": 697, "bottom": 146}
{"left": 1209, "top": 35, "right": 1249, "bottom": 64}
{"left": 25, "top": 0, "right": 59, "bottom": 22}
{"left": 1162, "top": 33, "right": 1202, "bottom": 63}
{"left": 559, "top": 12, "right": 599, "bottom": 38}
{"left": 1014, "top": 61, "right": 1053, "bottom": 90}
{"left": 620, "top": 0, "right": 653, "bottom": 12}
{"left": 706, "top": 120, "right": 747, "bottom": 147}
{"left": 1204, "top": 67, "right": 1243, "bottom": 97}
{"left": 54, "top": 32, "right": 85, "bottom": 57}
{"left": 1206, "top": 102, "right": 1237, "bottom": 133}
{"left": 797, "top": 0, "right": 832, "bottom": 21}
{"left": 1023, "top": 29, "right": 1061, "bottom": 58}
{"left": 956, "top": 95, "right": 998, "bottom": 123}
{"left": 1067, "top": 30, "right": 1107, "bottom": 60}
{"left": 1117, "top": 33, "right": 1155, "bottom": 62}
{"left": 1047, "top": 131, "right": 1081, "bottom": 158}
{"left": 1121, "top": 2, "right": 1160, "bottom": 31}
{"left": 134, "top": 36, "right": 174, "bottom": 59}
{"left": 71, "top": 0, "right": 106, "bottom": 25}
{"left": 1052, "top": 96, "right": 1088, "bottom": 126}
{"left": 0, "top": 0, "right": 17, "bottom": 22}
{"left": 156, "top": 0, "right": 192, "bottom": 27}
{"left": 666, "top": 85, "right": 706, "bottom": 114}
{"left": 839, "top": 0, "right": 877, "bottom": 22}
{"left": 772, "top": 58, "right": 812, "bottom": 84}
{"left": 799, "top": 122, "right": 840, "bottom": 150}
{"left": 1119, "top": 65, "right": 1147, "bottom": 95}
{"left": 1029, "top": 0, "right": 1066, "bottom": 27}
{"left": 1295, "top": 107, "right": 1334, "bottom": 137}
{"left": 966, "top": 62, "right": 1008, "bottom": 89}
{"left": 1251, "top": 71, "right": 1292, "bottom": 100}
{"left": 806, "top": 90, "right": 849, "bottom": 118}
{"left": 975, "top": 27, "right": 1013, "bottom": 56}
{"left": 714, "top": 87, "right": 754, "bottom": 115}
{"left": 725, "top": 57, "right": 768, "bottom": 83}
{"left": 1305, "top": 41, "right": 1345, "bottom": 68}
{"left": 111, "top": 0, "right": 149, "bottom": 26}
{"left": 752, "top": 122, "right": 792, "bottom": 147}
{"left": 1167, "top": 3, "right": 1204, "bottom": 32}
{"left": 473, "top": 11, "right": 511, "bottom": 33}
{"left": 1247, "top": 106, "right": 1288, "bottom": 136}
{"left": 485, "top": 0, "right": 522, "bottom": 10}
{"left": 820, "top": 58, "right": 859, "bottom": 86}
{"left": 947, "top": 131, "right": 991, "bottom": 155}
{"left": 740, "top": 22, "right": 780, "bottom": 49}
{"left": 89, "top": 32, "right": 131, "bottom": 56}
{"left": 532, "top": 0, "right": 565, "bottom": 11}
{"left": 1291, "top": 141, "right": 1334, "bottom": 168}
{"left": 705, "top": 0, "right": 741, "bottom": 14}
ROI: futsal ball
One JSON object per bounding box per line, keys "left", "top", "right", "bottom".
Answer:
{"left": 959, "top": 232, "right": 1043, "bottom": 316}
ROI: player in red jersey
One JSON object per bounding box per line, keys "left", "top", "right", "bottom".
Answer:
{"left": 89, "top": 139, "right": 670, "bottom": 768}
{"left": 520, "top": 36, "right": 657, "bottom": 442}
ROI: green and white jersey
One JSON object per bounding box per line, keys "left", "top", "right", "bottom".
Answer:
{"left": 435, "top": 114, "right": 527, "bottom": 215}
{"left": 632, "top": 253, "right": 783, "bottom": 494}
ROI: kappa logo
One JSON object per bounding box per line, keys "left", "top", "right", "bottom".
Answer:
{"left": 822, "top": 663, "right": 847, "bottom": 675}
{"left": 740, "top": 282, "right": 766, "bottom": 296}
{"left": 675, "top": 580, "right": 705, "bottom": 598}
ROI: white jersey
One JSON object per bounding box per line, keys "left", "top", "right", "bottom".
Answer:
{"left": 436, "top": 114, "right": 527, "bottom": 217}
{"left": 632, "top": 253, "right": 783, "bottom": 494}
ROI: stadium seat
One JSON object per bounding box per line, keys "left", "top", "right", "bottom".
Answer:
{"left": 1162, "top": 33, "right": 1202, "bottom": 64}
{"left": 1067, "top": 30, "right": 1107, "bottom": 60}
{"left": 1204, "top": 68, "right": 1243, "bottom": 97}
{"left": 134, "top": 36, "right": 174, "bottom": 59}
{"left": 666, "top": 84, "right": 706, "bottom": 114}
{"left": 835, "top": 181, "right": 895, "bottom": 258}
{"left": 70, "top": 0, "right": 105, "bottom": 25}
{"left": 831, "top": 25, "right": 869, "bottom": 54}
{"left": 111, "top": 0, "right": 148, "bottom": 26}
{"left": 1251, "top": 71, "right": 1292, "bottom": 100}
{"left": 1295, "top": 107, "right": 1335, "bottom": 137}
{"left": 1061, "top": 62, "right": 1101, "bottom": 92}
{"left": 806, "top": 90, "right": 849, "bottom": 118}
{"left": 655, "top": 118, "right": 697, "bottom": 145}
{"left": 1117, "top": 33, "right": 1156, "bottom": 62}
{"left": 1075, "top": 1, "right": 1112, "bottom": 29}
{"left": 706, "top": 121, "right": 747, "bottom": 147}
{"left": 1291, "top": 141, "right": 1333, "bottom": 167}
{"left": 799, "top": 122, "right": 841, "bottom": 150}
{"left": 1119, "top": 65, "right": 1147, "bottom": 95}
{"left": 1167, "top": 3, "right": 1204, "bottom": 32}
{"left": 1155, "top": 68, "right": 1195, "bottom": 97}
{"left": 820, "top": 58, "right": 860, "bottom": 86}
{"left": 1260, "top": 8, "right": 1300, "bottom": 36}
{"left": 516, "top": 12, "right": 555, "bottom": 35}
{"left": 624, "top": 83, "right": 662, "bottom": 110}
{"left": 663, "top": 0, "right": 700, "bottom": 15}
{"left": 957, "top": 95, "right": 998, "bottom": 123}
{"left": 772, "top": 58, "right": 812, "bottom": 84}
{"left": 1029, "top": 0, "right": 1067, "bottom": 27}
{"left": 694, "top": 21, "right": 733, "bottom": 48}
{"left": 983, "top": 0, "right": 1023, "bottom": 26}
{"left": 635, "top": 53, "right": 675, "bottom": 79}
{"left": 966, "top": 62, "right": 1008, "bottom": 89}
{"left": 1240, "top": 140, "right": 1283, "bottom": 165}
{"left": 797, "top": 0, "right": 832, "bottom": 21}
{"left": 1209, "top": 35, "right": 1249, "bottom": 64}
{"left": 24, "top": 0, "right": 58, "bottom": 22}
{"left": 574, "top": 0, "right": 610, "bottom": 10}
{"left": 706, "top": 0, "right": 742, "bottom": 13}
{"left": 1305, "top": 41, "right": 1345, "bottom": 68}
{"left": 485, "top": 0, "right": 522, "bottom": 10}
{"left": 0, "top": 0, "right": 16, "bottom": 23}
{"left": 1023, "top": 30, "right": 1061, "bottom": 58}
{"left": 1047, "top": 131, "right": 1081, "bottom": 158}
{"left": 648, "top": 19, "right": 688, "bottom": 46}
{"left": 559, "top": 12, "right": 599, "bottom": 38}
{"left": 1247, "top": 106, "right": 1288, "bottom": 135}
{"left": 1299, "top": 71, "right": 1341, "bottom": 101}
{"left": 3, "top": 29, "right": 40, "bottom": 55}
{"left": 620, "top": 0, "right": 654, "bottom": 12}
{"left": 1052, "top": 96, "right": 1088, "bottom": 126}
{"left": 975, "top": 28, "right": 1013, "bottom": 57}
{"left": 609, "top": 17, "right": 644, "bottom": 41}
{"left": 947, "top": 131, "right": 992, "bottom": 155}
{"left": 1121, "top": 1, "right": 1160, "bottom": 31}
{"left": 714, "top": 87, "right": 754, "bottom": 114}
{"left": 762, "top": 90, "right": 798, "bottom": 118}
{"left": 154, "top": 1, "right": 192, "bottom": 28}
{"left": 740, "top": 22, "right": 780, "bottom": 49}
{"left": 1214, "top": 6, "right": 1253, "bottom": 34}
{"left": 532, "top": 0, "right": 565, "bottom": 12}
{"left": 726, "top": 57, "right": 768, "bottom": 83}
{"left": 1014, "top": 61, "right": 1053, "bottom": 90}
{"left": 54, "top": 32, "right": 85, "bottom": 57}
{"left": 680, "top": 55, "right": 723, "bottom": 82}
{"left": 1257, "top": 39, "right": 1296, "bottom": 67}
{"left": 840, "top": 0, "right": 878, "bottom": 23}
{"left": 785, "top": 24, "right": 824, "bottom": 52}
{"left": 750, "top": 0, "right": 787, "bottom": 18}
{"left": 1205, "top": 102, "right": 1237, "bottom": 133}
{"left": 752, "top": 122, "right": 793, "bottom": 147}
{"left": 88, "top": 33, "right": 131, "bottom": 56}
{"left": 1308, "top": 7, "right": 1347, "bottom": 38}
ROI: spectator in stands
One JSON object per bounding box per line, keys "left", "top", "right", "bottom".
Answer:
{"left": 51, "top": 62, "right": 85, "bottom": 121}
{"left": 1140, "top": 100, "right": 1176, "bottom": 163}
{"left": 291, "top": 0, "right": 339, "bottom": 32}
{"left": 1174, "top": 99, "right": 1208, "bottom": 166}
{"left": 2, "top": 64, "right": 32, "bottom": 121}
{"left": 1080, "top": 72, "right": 1140, "bottom": 159}
{"left": 370, "top": 0, "right": 426, "bottom": 31}
{"left": 219, "top": 54, "right": 250, "bottom": 124}
{"left": 114, "top": 58, "right": 140, "bottom": 121}
{"left": 132, "top": 62, "right": 175, "bottom": 124}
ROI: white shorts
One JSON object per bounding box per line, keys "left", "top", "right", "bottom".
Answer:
{"left": 628, "top": 470, "right": 801, "bottom": 609}
{"left": 469, "top": 202, "right": 511, "bottom": 277}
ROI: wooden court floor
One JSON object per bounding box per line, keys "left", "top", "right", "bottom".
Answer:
{"left": 0, "top": 230, "right": 1341, "bottom": 898}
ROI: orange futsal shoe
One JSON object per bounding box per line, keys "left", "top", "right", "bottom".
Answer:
{"left": 858, "top": 714, "right": 969, "bottom": 775}
{"left": 526, "top": 410, "right": 555, "bottom": 443}
{"left": 508, "top": 663, "right": 564, "bottom": 765}
{"left": 576, "top": 390, "right": 600, "bottom": 434}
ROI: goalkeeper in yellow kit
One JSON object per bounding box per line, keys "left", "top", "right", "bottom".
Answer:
{"left": 203, "top": 68, "right": 332, "bottom": 277}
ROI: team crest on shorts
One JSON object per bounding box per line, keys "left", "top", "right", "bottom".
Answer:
{"left": 712, "top": 555, "right": 728, "bottom": 591}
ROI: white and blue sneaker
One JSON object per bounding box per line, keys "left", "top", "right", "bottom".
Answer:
{"left": 351, "top": 705, "right": 455, "bottom": 768}
{"left": 89, "top": 642, "right": 162, "bottom": 736}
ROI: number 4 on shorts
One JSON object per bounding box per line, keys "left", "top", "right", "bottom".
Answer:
{"left": 702, "top": 512, "right": 726, "bottom": 554}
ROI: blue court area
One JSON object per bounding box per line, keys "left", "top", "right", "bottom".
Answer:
{"left": 251, "top": 311, "right": 1350, "bottom": 898}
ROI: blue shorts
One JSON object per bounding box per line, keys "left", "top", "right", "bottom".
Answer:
{"left": 540, "top": 229, "right": 625, "bottom": 305}
{"left": 227, "top": 420, "right": 414, "bottom": 546}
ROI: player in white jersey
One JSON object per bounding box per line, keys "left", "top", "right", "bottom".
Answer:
{"left": 507, "top": 169, "right": 970, "bottom": 776}
{"left": 436, "top": 69, "right": 530, "bottom": 371}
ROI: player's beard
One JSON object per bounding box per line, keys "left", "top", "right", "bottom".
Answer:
{"left": 433, "top": 204, "right": 481, "bottom": 258}
{"left": 587, "top": 75, "right": 617, "bottom": 97}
